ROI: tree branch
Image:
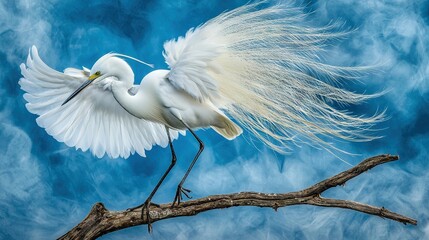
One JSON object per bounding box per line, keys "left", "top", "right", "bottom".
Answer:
{"left": 58, "top": 154, "right": 417, "bottom": 240}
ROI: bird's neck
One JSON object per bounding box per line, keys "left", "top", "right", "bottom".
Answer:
{"left": 111, "top": 82, "right": 142, "bottom": 119}
{"left": 111, "top": 81, "right": 158, "bottom": 121}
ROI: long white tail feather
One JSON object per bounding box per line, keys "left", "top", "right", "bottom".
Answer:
{"left": 164, "top": 2, "right": 385, "bottom": 153}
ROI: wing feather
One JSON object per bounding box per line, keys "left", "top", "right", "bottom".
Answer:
{"left": 20, "top": 46, "right": 176, "bottom": 159}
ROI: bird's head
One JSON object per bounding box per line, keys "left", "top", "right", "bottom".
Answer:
{"left": 89, "top": 54, "right": 135, "bottom": 86}
{"left": 62, "top": 53, "right": 153, "bottom": 106}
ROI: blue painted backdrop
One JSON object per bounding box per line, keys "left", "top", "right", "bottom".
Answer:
{"left": 1, "top": 0, "right": 428, "bottom": 239}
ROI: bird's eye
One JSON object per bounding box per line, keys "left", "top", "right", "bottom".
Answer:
{"left": 95, "top": 71, "right": 101, "bottom": 75}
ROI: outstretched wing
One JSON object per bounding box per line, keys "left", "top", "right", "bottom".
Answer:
{"left": 19, "top": 46, "right": 178, "bottom": 159}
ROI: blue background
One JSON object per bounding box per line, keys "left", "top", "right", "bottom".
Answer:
{"left": 1, "top": 0, "right": 428, "bottom": 239}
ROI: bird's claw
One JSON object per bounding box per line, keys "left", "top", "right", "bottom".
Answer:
{"left": 171, "top": 185, "right": 192, "bottom": 207}
{"left": 140, "top": 200, "right": 159, "bottom": 233}
{"left": 181, "top": 186, "right": 192, "bottom": 198}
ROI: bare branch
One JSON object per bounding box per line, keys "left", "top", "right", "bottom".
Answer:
{"left": 58, "top": 154, "right": 417, "bottom": 240}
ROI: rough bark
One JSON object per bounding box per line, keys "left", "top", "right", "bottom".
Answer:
{"left": 58, "top": 154, "right": 417, "bottom": 240}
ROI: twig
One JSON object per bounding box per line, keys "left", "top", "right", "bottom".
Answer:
{"left": 58, "top": 154, "right": 417, "bottom": 240}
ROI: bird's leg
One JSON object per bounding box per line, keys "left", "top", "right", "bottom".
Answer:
{"left": 135, "top": 127, "right": 177, "bottom": 233}
{"left": 172, "top": 126, "right": 204, "bottom": 206}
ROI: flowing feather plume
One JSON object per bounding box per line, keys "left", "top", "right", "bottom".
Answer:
{"left": 164, "top": 1, "right": 385, "bottom": 154}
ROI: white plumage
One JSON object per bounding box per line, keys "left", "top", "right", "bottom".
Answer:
{"left": 19, "top": 2, "right": 383, "bottom": 159}
{"left": 20, "top": 48, "right": 180, "bottom": 158}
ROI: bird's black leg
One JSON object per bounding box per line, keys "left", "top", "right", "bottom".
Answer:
{"left": 134, "top": 127, "right": 177, "bottom": 233}
{"left": 172, "top": 125, "right": 204, "bottom": 206}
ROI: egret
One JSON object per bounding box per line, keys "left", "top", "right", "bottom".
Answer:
{"left": 19, "top": 2, "right": 384, "bottom": 231}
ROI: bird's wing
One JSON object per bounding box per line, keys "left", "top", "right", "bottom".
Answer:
{"left": 19, "top": 46, "right": 178, "bottom": 159}
{"left": 163, "top": 27, "right": 222, "bottom": 102}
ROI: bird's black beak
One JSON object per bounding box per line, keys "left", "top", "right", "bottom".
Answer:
{"left": 61, "top": 74, "right": 99, "bottom": 106}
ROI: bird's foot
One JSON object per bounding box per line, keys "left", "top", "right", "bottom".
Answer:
{"left": 171, "top": 185, "right": 192, "bottom": 207}
{"left": 140, "top": 200, "right": 160, "bottom": 233}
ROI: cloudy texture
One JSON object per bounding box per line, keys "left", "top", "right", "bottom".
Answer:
{"left": 1, "top": 0, "right": 428, "bottom": 239}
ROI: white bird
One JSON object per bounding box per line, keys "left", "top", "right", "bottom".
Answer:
{"left": 19, "top": 2, "right": 383, "bottom": 231}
